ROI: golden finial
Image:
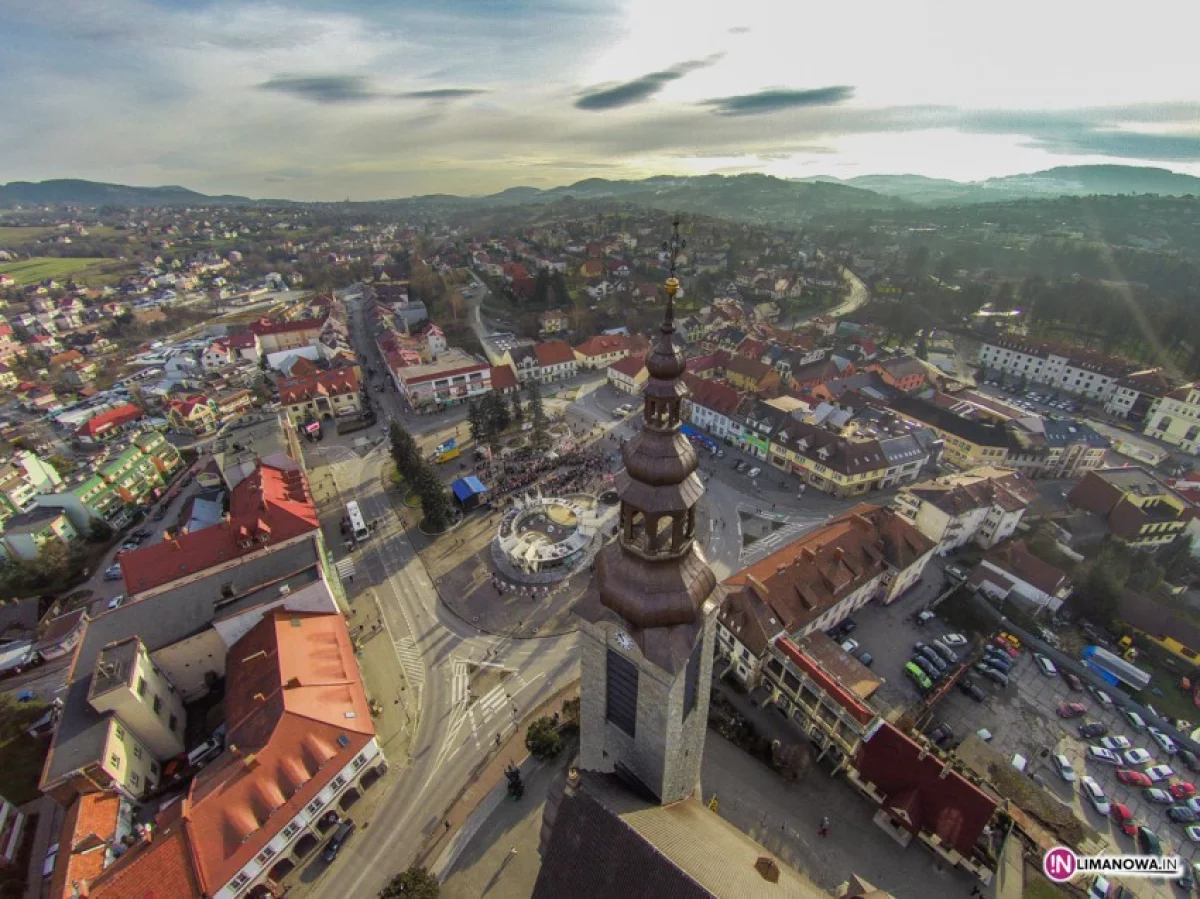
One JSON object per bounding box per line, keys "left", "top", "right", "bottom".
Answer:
{"left": 660, "top": 218, "right": 685, "bottom": 330}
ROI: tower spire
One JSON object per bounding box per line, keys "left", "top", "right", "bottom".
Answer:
{"left": 660, "top": 217, "right": 685, "bottom": 333}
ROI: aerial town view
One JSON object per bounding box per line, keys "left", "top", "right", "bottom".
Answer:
{"left": 2, "top": 3, "right": 1200, "bottom": 899}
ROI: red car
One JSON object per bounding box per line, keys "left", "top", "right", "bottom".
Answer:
{"left": 1170, "top": 781, "right": 1197, "bottom": 800}
{"left": 1057, "top": 702, "right": 1087, "bottom": 719}
{"left": 990, "top": 637, "right": 1019, "bottom": 658}
{"left": 1117, "top": 769, "right": 1153, "bottom": 788}
{"left": 1110, "top": 803, "right": 1138, "bottom": 836}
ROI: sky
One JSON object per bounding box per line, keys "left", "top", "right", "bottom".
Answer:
{"left": 2, "top": 0, "right": 1199, "bottom": 201}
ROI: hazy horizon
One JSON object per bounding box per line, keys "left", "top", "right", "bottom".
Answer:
{"left": 4, "top": 0, "right": 1199, "bottom": 202}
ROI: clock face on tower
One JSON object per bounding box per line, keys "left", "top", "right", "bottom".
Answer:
{"left": 614, "top": 630, "right": 635, "bottom": 652}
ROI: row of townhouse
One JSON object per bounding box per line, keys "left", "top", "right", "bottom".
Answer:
{"left": 977, "top": 337, "right": 1129, "bottom": 401}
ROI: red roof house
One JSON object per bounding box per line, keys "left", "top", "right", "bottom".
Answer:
{"left": 75, "top": 402, "right": 144, "bottom": 443}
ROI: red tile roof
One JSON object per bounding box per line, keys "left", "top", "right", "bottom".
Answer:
{"left": 248, "top": 315, "right": 327, "bottom": 336}
{"left": 120, "top": 458, "right": 317, "bottom": 595}
{"left": 87, "top": 808, "right": 202, "bottom": 899}
{"left": 278, "top": 367, "right": 360, "bottom": 405}
{"left": 180, "top": 611, "right": 374, "bottom": 894}
{"left": 608, "top": 355, "right": 646, "bottom": 379}
{"left": 575, "top": 335, "right": 631, "bottom": 358}
{"left": 854, "top": 722, "right": 997, "bottom": 858}
{"left": 227, "top": 331, "right": 258, "bottom": 349}
{"left": 535, "top": 340, "right": 576, "bottom": 367}
{"left": 774, "top": 637, "right": 874, "bottom": 724}
{"left": 48, "top": 792, "right": 123, "bottom": 899}
{"left": 981, "top": 540, "right": 1072, "bottom": 597}
{"left": 75, "top": 402, "right": 144, "bottom": 439}
{"left": 682, "top": 373, "right": 743, "bottom": 418}
{"left": 490, "top": 364, "right": 519, "bottom": 391}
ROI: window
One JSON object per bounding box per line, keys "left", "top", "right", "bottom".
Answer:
{"left": 136, "top": 677, "right": 146, "bottom": 698}
{"left": 283, "top": 822, "right": 301, "bottom": 840}
{"left": 115, "top": 725, "right": 125, "bottom": 740}
{"left": 133, "top": 745, "right": 143, "bottom": 760}
{"left": 353, "top": 754, "right": 368, "bottom": 771}
{"left": 130, "top": 772, "right": 140, "bottom": 788}
{"left": 150, "top": 761, "right": 159, "bottom": 776}
{"left": 152, "top": 695, "right": 163, "bottom": 716}
{"left": 256, "top": 846, "right": 276, "bottom": 865}
{"left": 169, "top": 714, "right": 178, "bottom": 732}
{"left": 331, "top": 775, "right": 347, "bottom": 790}
{"left": 305, "top": 798, "right": 324, "bottom": 815}
{"left": 605, "top": 648, "right": 639, "bottom": 737}
{"left": 683, "top": 640, "right": 702, "bottom": 719}
{"left": 110, "top": 753, "right": 121, "bottom": 769}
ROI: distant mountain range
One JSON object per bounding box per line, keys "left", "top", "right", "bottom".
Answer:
{"left": 2, "top": 165, "right": 1198, "bottom": 217}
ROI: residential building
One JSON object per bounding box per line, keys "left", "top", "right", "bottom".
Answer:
{"left": 35, "top": 474, "right": 130, "bottom": 532}
{"left": 889, "top": 396, "right": 1010, "bottom": 469}
{"left": 606, "top": 355, "right": 647, "bottom": 395}
{"left": 891, "top": 467, "right": 1037, "bottom": 554}
{"left": 46, "top": 792, "right": 127, "bottom": 899}
{"left": 1003, "top": 418, "right": 1109, "bottom": 480}
{"left": 877, "top": 434, "right": 931, "bottom": 488}
{"left": 722, "top": 504, "right": 936, "bottom": 646}
{"left": 215, "top": 388, "right": 254, "bottom": 420}
{"left": 99, "top": 443, "right": 170, "bottom": 507}
{"left": 1105, "top": 368, "right": 1178, "bottom": 423}
{"left": 0, "top": 364, "right": 17, "bottom": 390}
{"left": 714, "top": 587, "right": 784, "bottom": 686}
{"left": 1117, "top": 590, "right": 1200, "bottom": 665}
{"left": 36, "top": 608, "right": 87, "bottom": 661}
{"left": 489, "top": 363, "right": 519, "bottom": 395}
{"left": 868, "top": 356, "right": 927, "bottom": 393}
{"left": 168, "top": 395, "right": 219, "bottom": 436}
{"left": 1143, "top": 384, "right": 1200, "bottom": 454}
{"left": 539, "top": 308, "right": 569, "bottom": 336}
{"left": 75, "top": 402, "right": 145, "bottom": 445}
{"left": 725, "top": 353, "right": 781, "bottom": 394}
{"left": 977, "top": 337, "right": 1127, "bottom": 401}
{"left": 0, "top": 794, "right": 25, "bottom": 872}
{"left": 0, "top": 450, "right": 62, "bottom": 522}
{"left": 682, "top": 374, "right": 745, "bottom": 444}
{"left": 88, "top": 636, "right": 187, "bottom": 762}
{"left": 534, "top": 340, "right": 577, "bottom": 382}
{"left": 202, "top": 340, "right": 234, "bottom": 371}
{"left": 573, "top": 334, "right": 646, "bottom": 370}
{"left": 44, "top": 611, "right": 385, "bottom": 899}
{"left": 247, "top": 315, "right": 327, "bottom": 354}
{"left": 279, "top": 367, "right": 362, "bottom": 423}
{"left": 758, "top": 635, "right": 881, "bottom": 771}
{"left": 2, "top": 507, "right": 78, "bottom": 560}
{"left": 1068, "top": 467, "right": 1191, "bottom": 549}
{"left": 228, "top": 330, "right": 262, "bottom": 365}
{"left": 967, "top": 540, "right": 1073, "bottom": 612}
{"left": 389, "top": 349, "right": 491, "bottom": 411}
{"left": 769, "top": 421, "right": 890, "bottom": 498}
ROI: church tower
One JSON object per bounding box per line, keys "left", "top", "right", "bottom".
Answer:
{"left": 575, "top": 220, "right": 719, "bottom": 805}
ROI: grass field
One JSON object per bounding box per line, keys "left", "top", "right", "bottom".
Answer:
{"left": 0, "top": 256, "right": 134, "bottom": 286}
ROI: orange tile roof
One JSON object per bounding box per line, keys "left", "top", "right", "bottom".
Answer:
{"left": 278, "top": 367, "right": 360, "bottom": 405}
{"left": 574, "top": 335, "right": 629, "bottom": 358}
{"left": 248, "top": 315, "right": 327, "bottom": 336}
{"left": 120, "top": 458, "right": 317, "bottom": 595}
{"left": 48, "top": 792, "right": 122, "bottom": 899}
{"left": 87, "top": 812, "right": 202, "bottom": 899}
{"left": 534, "top": 340, "right": 576, "bottom": 367}
{"left": 180, "top": 611, "right": 374, "bottom": 893}
{"left": 608, "top": 355, "right": 645, "bottom": 378}
{"left": 490, "top": 364, "right": 518, "bottom": 391}
{"left": 76, "top": 403, "right": 143, "bottom": 439}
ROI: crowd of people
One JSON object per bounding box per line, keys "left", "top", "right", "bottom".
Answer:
{"left": 480, "top": 442, "right": 617, "bottom": 503}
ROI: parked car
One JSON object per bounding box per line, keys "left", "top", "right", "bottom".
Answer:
{"left": 941, "top": 633, "right": 967, "bottom": 647}
{"left": 999, "top": 631, "right": 1021, "bottom": 649}
{"left": 915, "top": 610, "right": 936, "bottom": 626}
{"left": 1168, "top": 805, "right": 1200, "bottom": 824}
{"left": 990, "top": 637, "right": 1018, "bottom": 658}
{"left": 1170, "top": 781, "right": 1197, "bottom": 800}
{"left": 1179, "top": 748, "right": 1200, "bottom": 772}
{"left": 928, "top": 723, "right": 954, "bottom": 745}
{"left": 912, "top": 656, "right": 940, "bottom": 681}
{"left": 1123, "top": 748, "right": 1154, "bottom": 766}
{"left": 1078, "top": 722, "right": 1109, "bottom": 739}
{"left": 959, "top": 679, "right": 987, "bottom": 702}
{"left": 103, "top": 564, "right": 122, "bottom": 581}
{"left": 944, "top": 565, "right": 967, "bottom": 583}
{"left": 1117, "top": 769, "right": 1152, "bottom": 788}
{"left": 1063, "top": 673, "right": 1084, "bottom": 691}
{"left": 1088, "top": 686, "right": 1115, "bottom": 707}
{"left": 1148, "top": 727, "right": 1177, "bottom": 756}
{"left": 840, "top": 619, "right": 857, "bottom": 636}
{"left": 858, "top": 652, "right": 874, "bottom": 668}
{"left": 1186, "top": 825, "right": 1200, "bottom": 844}
{"left": 1137, "top": 826, "right": 1163, "bottom": 856}
{"left": 982, "top": 651, "right": 1011, "bottom": 672}
{"left": 106, "top": 595, "right": 124, "bottom": 611}
{"left": 1054, "top": 753, "right": 1077, "bottom": 782}
{"left": 1080, "top": 776, "right": 1111, "bottom": 815}
{"left": 1146, "top": 764, "right": 1176, "bottom": 782}
{"left": 840, "top": 638, "right": 859, "bottom": 655}
{"left": 930, "top": 641, "right": 957, "bottom": 664}
{"left": 1086, "top": 746, "right": 1121, "bottom": 766}
{"left": 119, "top": 541, "right": 140, "bottom": 553}
{"left": 977, "top": 666, "right": 1009, "bottom": 688}
{"left": 904, "top": 662, "right": 933, "bottom": 691}
{"left": 746, "top": 467, "right": 761, "bottom": 478}
{"left": 1087, "top": 875, "right": 1112, "bottom": 899}
{"left": 1123, "top": 709, "right": 1147, "bottom": 731}
{"left": 1034, "top": 654, "right": 1058, "bottom": 676}
{"left": 1110, "top": 803, "right": 1138, "bottom": 836}
{"left": 1057, "top": 702, "right": 1087, "bottom": 719}
{"left": 1099, "top": 735, "right": 1132, "bottom": 750}
{"left": 323, "top": 820, "right": 356, "bottom": 863}
{"left": 1144, "top": 786, "right": 1173, "bottom": 803}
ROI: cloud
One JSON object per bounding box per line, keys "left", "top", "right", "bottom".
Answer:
{"left": 259, "top": 74, "right": 377, "bottom": 104}
{"left": 397, "top": 88, "right": 488, "bottom": 101}
{"left": 574, "top": 54, "right": 722, "bottom": 110}
{"left": 701, "top": 86, "right": 856, "bottom": 116}
{"left": 728, "top": 26, "right": 750, "bottom": 34}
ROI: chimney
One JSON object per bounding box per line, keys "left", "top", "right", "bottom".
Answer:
{"left": 243, "top": 752, "right": 260, "bottom": 770}
{"left": 833, "top": 546, "right": 845, "bottom": 562}
{"left": 746, "top": 575, "right": 770, "bottom": 602}
{"left": 754, "top": 857, "right": 780, "bottom": 883}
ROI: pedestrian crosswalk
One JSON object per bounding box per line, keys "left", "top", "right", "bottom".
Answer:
{"left": 394, "top": 636, "right": 424, "bottom": 691}
{"left": 476, "top": 685, "right": 509, "bottom": 718}
{"left": 451, "top": 659, "right": 470, "bottom": 706}
{"left": 335, "top": 558, "right": 357, "bottom": 581}
{"left": 739, "top": 520, "right": 821, "bottom": 563}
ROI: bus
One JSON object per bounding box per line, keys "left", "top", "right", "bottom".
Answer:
{"left": 346, "top": 501, "right": 370, "bottom": 542}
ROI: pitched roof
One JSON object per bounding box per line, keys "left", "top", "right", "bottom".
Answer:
{"left": 490, "top": 364, "right": 518, "bottom": 391}
{"left": 888, "top": 396, "right": 1011, "bottom": 448}
{"left": 724, "top": 505, "right": 933, "bottom": 634}
{"left": 855, "top": 722, "right": 997, "bottom": 858}
{"left": 37, "top": 608, "right": 87, "bottom": 650}
{"left": 725, "top": 354, "right": 774, "bottom": 383}
{"left": 278, "top": 366, "right": 360, "bottom": 405}
{"left": 75, "top": 403, "right": 144, "bottom": 439}
{"left": 907, "top": 467, "right": 1038, "bottom": 517}
{"left": 682, "top": 374, "right": 742, "bottom": 417}
{"left": 178, "top": 610, "right": 373, "bottom": 894}
{"left": 535, "top": 340, "right": 576, "bottom": 366}
{"left": 717, "top": 589, "right": 782, "bottom": 658}
{"left": 981, "top": 540, "right": 1072, "bottom": 597}
{"left": 875, "top": 356, "right": 926, "bottom": 380}
{"left": 85, "top": 806, "right": 202, "bottom": 899}
{"left": 775, "top": 636, "right": 877, "bottom": 723}
{"left": 120, "top": 456, "right": 317, "bottom": 595}
{"left": 247, "top": 315, "right": 327, "bottom": 336}
{"left": 227, "top": 331, "right": 258, "bottom": 349}
{"left": 48, "top": 792, "right": 123, "bottom": 899}
{"left": 575, "top": 334, "right": 631, "bottom": 358}
{"left": 1118, "top": 590, "right": 1200, "bottom": 652}
{"left": 771, "top": 421, "right": 888, "bottom": 476}
{"left": 609, "top": 355, "right": 646, "bottom": 378}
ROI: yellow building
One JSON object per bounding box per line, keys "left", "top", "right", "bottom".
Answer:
{"left": 769, "top": 423, "right": 889, "bottom": 498}
{"left": 88, "top": 637, "right": 187, "bottom": 761}
{"left": 889, "top": 396, "right": 1009, "bottom": 470}
{"left": 1118, "top": 591, "right": 1200, "bottom": 664}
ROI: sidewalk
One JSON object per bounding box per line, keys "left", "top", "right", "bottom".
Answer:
{"left": 417, "top": 684, "right": 579, "bottom": 875}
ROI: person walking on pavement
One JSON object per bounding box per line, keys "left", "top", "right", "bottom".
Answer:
{"left": 818, "top": 816, "right": 829, "bottom": 837}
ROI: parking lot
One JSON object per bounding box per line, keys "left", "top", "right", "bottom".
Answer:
{"left": 929, "top": 648, "right": 1196, "bottom": 898}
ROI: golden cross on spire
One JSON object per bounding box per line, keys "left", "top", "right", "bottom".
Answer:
{"left": 660, "top": 217, "right": 685, "bottom": 330}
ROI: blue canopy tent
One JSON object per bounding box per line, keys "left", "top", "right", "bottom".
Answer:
{"left": 451, "top": 476, "right": 490, "bottom": 511}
